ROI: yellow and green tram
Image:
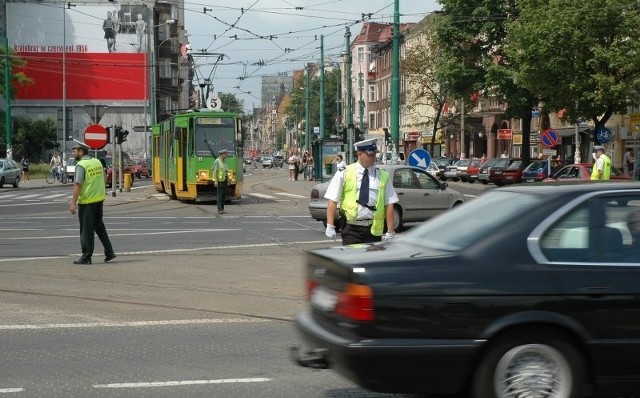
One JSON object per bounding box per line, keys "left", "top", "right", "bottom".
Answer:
{"left": 151, "top": 110, "right": 243, "bottom": 202}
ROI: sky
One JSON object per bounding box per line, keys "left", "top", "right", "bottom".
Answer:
{"left": 184, "top": 0, "right": 441, "bottom": 112}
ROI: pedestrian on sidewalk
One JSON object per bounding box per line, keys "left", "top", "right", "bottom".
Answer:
{"left": 69, "top": 142, "right": 116, "bottom": 265}
{"left": 20, "top": 155, "right": 30, "bottom": 183}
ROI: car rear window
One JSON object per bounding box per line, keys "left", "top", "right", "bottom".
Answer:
{"left": 403, "top": 191, "right": 539, "bottom": 251}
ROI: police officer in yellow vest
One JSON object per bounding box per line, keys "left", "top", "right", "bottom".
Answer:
{"left": 325, "top": 138, "right": 399, "bottom": 245}
{"left": 69, "top": 142, "right": 116, "bottom": 264}
{"left": 590, "top": 145, "right": 612, "bottom": 180}
{"left": 213, "top": 149, "right": 229, "bottom": 214}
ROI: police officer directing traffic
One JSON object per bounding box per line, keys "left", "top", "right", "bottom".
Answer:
{"left": 69, "top": 142, "right": 116, "bottom": 264}
{"left": 213, "top": 149, "right": 229, "bottom": 214}
{"left": 590, "top": 145, "right": 612, "bottom": 180}
{"left": 324, "top": 138, "right": 399, "bottom": 245}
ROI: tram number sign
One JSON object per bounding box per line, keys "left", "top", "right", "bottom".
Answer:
{"left": 206, "top": 95, "right": 222, "bottom": 110}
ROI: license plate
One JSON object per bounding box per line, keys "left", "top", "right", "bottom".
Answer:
{"left": 526, "top": 178, "right": 534, "bottom": 183}
{"left": 310, "top": 286, "right": 337, "bottom": 311}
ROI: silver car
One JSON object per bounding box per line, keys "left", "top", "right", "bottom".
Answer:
{"left": 309, "top": 165, "right": 466, "bottom": 230}
{"left": 0, "top": 158, "right": 21, "bottom": 188}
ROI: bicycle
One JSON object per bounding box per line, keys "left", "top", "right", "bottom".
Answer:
{"left": 46, "top": 167, "right": 68, "bottom": 184}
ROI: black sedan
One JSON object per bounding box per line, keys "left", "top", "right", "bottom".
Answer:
{"left": 293, "top": 182, "right": 640, "bottom": 397}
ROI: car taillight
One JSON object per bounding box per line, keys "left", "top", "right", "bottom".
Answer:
{"left": 310, "top": 189, "right": 319, "bottom": 199}
{"left": 336, "top": 283, "right": 374, "bottom": 321}
{"left": 307, "top": 280, "right": 318, "bottom": 299}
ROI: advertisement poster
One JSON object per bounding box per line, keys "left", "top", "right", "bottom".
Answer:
{"left": 8, "top": 2, "right": 151, "bottom": 102}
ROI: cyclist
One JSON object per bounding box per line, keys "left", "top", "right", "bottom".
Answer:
{"left": 50, "top": 151, "right": 62, "bottom": 181}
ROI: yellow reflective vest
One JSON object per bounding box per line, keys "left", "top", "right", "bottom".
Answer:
{"left": 590, "top": 154, "right": 611, "bottom": 180}
{"left": 213, "top": 158, "right": 227, "bottom": 182}
{"left": 77, "top": 157, "right": 106, "bottom": 204}
{"left": 341, "top": 164, "right": 389, "bottom": 236}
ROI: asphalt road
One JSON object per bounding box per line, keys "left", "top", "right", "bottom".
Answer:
{"left": 0, "top": 168, "right": 490, "bottom": 397}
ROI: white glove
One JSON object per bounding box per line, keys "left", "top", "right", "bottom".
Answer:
{"left": 325, "top": 224, "right": 337, "bottom": 240}
{"left": 383, "top": 232, "right": 395, "bottom": 242}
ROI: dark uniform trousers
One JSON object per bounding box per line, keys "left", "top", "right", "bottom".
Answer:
{"left": 217, "top": 180, "right": 228, "bottom": 212}
{"left": 78, "top": 200, "right": 114, "bottom": 262}
{"left": 341, "top": 223, "right": 381, "bottom": 246}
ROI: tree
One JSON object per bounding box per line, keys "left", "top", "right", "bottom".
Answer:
{"left": 219, "top": 92, "right": 250, "bottom": 149}
{"left": 434, "top": 0, "right": 538, "bottom": 164}
{"left": 402, "top": 15, "right": 458, "bottom": 155}
{"left": 506, "top": 0, "right": 640, "bottom": 140}
{"left": 1, "top": 115, "right": 58, "bottom": 161}
{"left": 0, "top": 47, "right": 33, "bottom": 99}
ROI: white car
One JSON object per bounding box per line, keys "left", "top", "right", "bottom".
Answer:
{"left": 426, "top": 161, "right": 439, "bottom": 178}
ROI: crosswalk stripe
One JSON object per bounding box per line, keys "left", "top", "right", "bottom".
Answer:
{"left": 18, "top": 194, "right": 40, "bottom": 199}
{"left": 0, "top": 194, "right": 19, "bottom": 200}
{"left": 40, "top": 193, "right": 69, "bottom": 199}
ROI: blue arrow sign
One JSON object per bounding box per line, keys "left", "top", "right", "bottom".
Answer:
{"left": 408, "top": 148, "right": 431, "bottom": 169}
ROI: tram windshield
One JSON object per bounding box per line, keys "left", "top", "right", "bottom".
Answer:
{"left": 194, "top": 117, "right": 236, "bottom": 157}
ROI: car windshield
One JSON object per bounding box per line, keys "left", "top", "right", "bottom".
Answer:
{"left": 526, "top": 160, "right": 546, "bottom": 171}
{"left": 402, "top": 190, "right": 539, "bottom": 251}
{"left": 507, "top": 160, "right": 522, "bottom": 170}
{"left": 494, "top": 158, "right": 511, "bottom": 167}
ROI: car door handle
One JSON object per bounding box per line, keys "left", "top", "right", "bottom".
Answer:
{"left": 423, "top": 193, "right": 430, "bottom": 196}
{"left": 397, "top": 192, "right": 405, "bottom": 195}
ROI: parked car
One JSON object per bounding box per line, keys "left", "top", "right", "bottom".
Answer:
{"left": 434, "top": 157, "right": 458, "bottom": 181}
{"left": 131, "top": 158, "right": 150, "bottom": 178}
{"left": 293, "top": 182, "right": 640, "bottom": 397}
{"left": 272, "top": 155, "right": 284, "bottom": 168}
{"left": 65, "top": 158, "right": 76, "bottom": 181}
{"left": 460, "top": 158, "right": 483, "bottom": 183}
{"left": 104, "top": 156, "right": 135, "bottom": 188}
{"left": 544, "top": 163, "right": 630, "bottom": 182}
{"left": 488, "top": 158, "right": 519, "bottom": 186}
{"left": 308, "top": 165, "right": 465, "bottom": 230}
{"left": 478, "top": 157, "right": 501, "bottom": 184}
{"left": 444, "top": 159, "right": 470, "bottom": 182}
{"left": 522, "top": 158, "right": 570, "bottom": 182}
{"left": 0, "top": 158, "right": 20, "bottom": 188}
{"left": 499, "top": 159, "right": 528, "bottom": 185}
{"left": 261, "top": 156, "right": 273, "bottom": 168}
{"left": 425, "top": 161, "right": 439, "bottom": 178}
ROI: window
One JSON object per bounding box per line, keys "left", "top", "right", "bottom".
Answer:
{"left": 357, "top": 47, "right": 365, "bottom": 62}
{"left": 368, "top": 84, "right": 376, "bottom": 102}
{"left": 541, "top": 195, "right": 640, "bottom": 263}
{"left": 369, "top": 113, "right": 376, "bottom": 130}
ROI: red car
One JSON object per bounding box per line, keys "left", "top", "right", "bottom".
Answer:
{"left": 544, "top": 163, "right": 630, "bottom": 182}
{"left": 462, "top": 158, "right": 485, "bottom": 183}
{"left": 489, "top": 158, "right": 524, "bottom": 186}
{"left": 131, "top": 158, "right": 150, "bottom": 178}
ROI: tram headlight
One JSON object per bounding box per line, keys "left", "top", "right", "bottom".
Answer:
{"left": 198, "top": 170, "right": 210, "bottom": 181}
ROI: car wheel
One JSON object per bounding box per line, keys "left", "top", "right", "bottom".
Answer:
{"left": 12, "top": 176, "right": 19, "bottom": 188}
{"left": 452, "top": 177, "right": 459, "bottom": 182}
{"left": 0, "top": 176, "right": 4, "bottom": 188}
{"left": 481, "top": 180, "right": 488, "bottom": 185}
{"left": 472, "top": 330, "right": 586, "bottom": 398}
{"left": 392, "top": 205, "right": 402, "bottom": 231}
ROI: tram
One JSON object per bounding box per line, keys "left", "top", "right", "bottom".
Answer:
{"left": 151, "top": 109, "right": 243, "bottom": 202}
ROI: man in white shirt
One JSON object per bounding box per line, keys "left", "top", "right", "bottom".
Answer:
{"left": 324, "top": 138, "right": 399, "bottom": 245}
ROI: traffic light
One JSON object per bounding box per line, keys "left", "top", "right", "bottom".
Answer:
{"left": 355, "top": 127, "right": 364, "bottom": 141}
{"left": 342, "top": 127, "right": 347, "bottom": 143}
{"left": 383, "top": 128, "right": 390, "bottom": 145}
{"left": 115, "top": 127, "right": 129, "bottom": 144}
{"left": 105, "top": 127, "right": 111, "bottom": 142}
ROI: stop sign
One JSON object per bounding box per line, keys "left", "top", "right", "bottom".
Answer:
{"left": 84, "top": 124, "right": 109, "bottom": 150}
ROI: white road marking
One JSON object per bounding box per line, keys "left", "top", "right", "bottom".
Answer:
{"left": 0, "top": 388, "right": 23, "bottom": 393}
{"left": 94, "top": 377, "right": 271, "bottom": 389}
{"left": 247, "top": 193, "right": 277, "bottom": 200}
{"left": 0, "top": 318, "right": 267, "bottom": 330}
{"left": 39, "top": 193, "right": 69, "bottom": 199}
{"left": 0, "top": 229, "right": 241, "bottom": 240}
{"left": 274, "top": 192, "right": 307, "bottom": 199}
{"left": 0, "top": 194, "right": 19, "bottom": 200}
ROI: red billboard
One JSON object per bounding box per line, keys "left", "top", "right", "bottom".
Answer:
{"left": 8, "top": 2, "right": 150, "bottom": 102}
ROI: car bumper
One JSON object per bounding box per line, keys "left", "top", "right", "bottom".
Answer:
{"left": 293, "top": 311, "right": 482, "bottom": 395}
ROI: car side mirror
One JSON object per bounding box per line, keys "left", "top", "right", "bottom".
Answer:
{"left": 440, "top": 182, "right": 448, "bottom": 190}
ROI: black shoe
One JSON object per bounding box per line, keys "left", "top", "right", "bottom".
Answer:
{"left": 73, "top": 259, "right": 91, "bottom": 264}
{"left": 104, "top": 254, "right": 117, "bottom": 263}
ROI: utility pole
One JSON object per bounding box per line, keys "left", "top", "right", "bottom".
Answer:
{"left": 1, "top": 0, "right": 12, "bottom": 158}
{"left": 358, "top": 72, "right": 364, "bottom": 131}
{"left": 345, "top": 27, "right": 354, "bottom": 164}
{"left": 318, "top": 35, "right": 325, "bottom": 181}
{"left": 305, "top": 65, "right": 310, "bottom": 152}
{"left": 390, "top": 0, "right": 400, "bottom": 152}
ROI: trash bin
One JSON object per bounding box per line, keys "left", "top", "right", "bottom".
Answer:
{"left": 124, "top": 173, "right": 132, "bottom": 192}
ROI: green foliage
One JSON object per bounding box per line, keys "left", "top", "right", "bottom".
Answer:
{"left": 284, "top": 68, "right": 341, "bottom": 136}
{"left": 0, "top": 46, "right": 34, "bottom": 98}
{"left": 0, "top": 114, "right": 58, "bottom": 161}
{"left": 506, "top": 0, "right": 640, "bottom": 128}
